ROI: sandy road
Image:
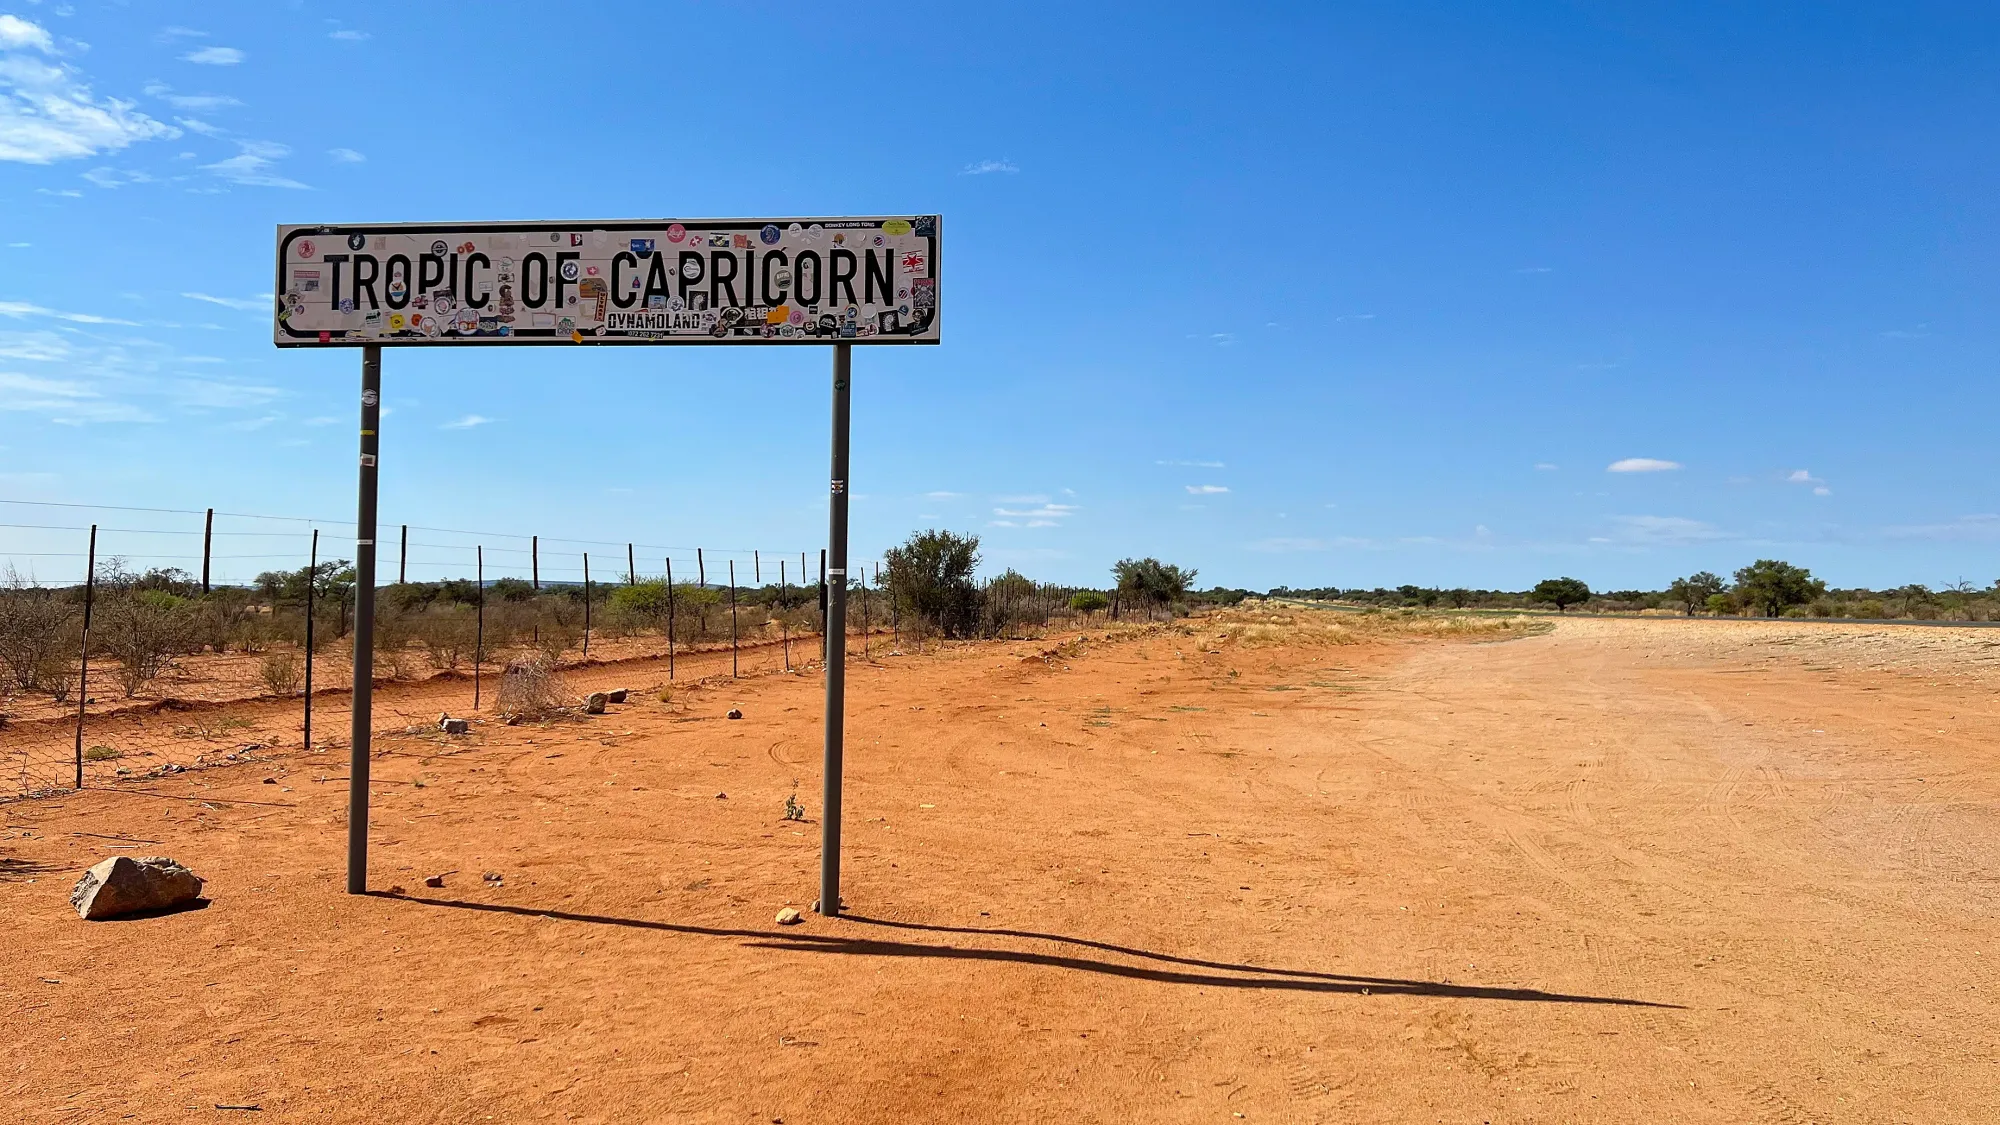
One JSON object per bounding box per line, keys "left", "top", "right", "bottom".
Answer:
{"left": 2, "top": 613, "right": 1995, "bottom": 1122}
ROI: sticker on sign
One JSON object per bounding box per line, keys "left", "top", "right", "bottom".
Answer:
{"left": 273, "top": 217, "right": 940, "bottom": 347}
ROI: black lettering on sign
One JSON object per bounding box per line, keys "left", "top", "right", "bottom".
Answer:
{"left": 353, "top": 254, "right": 380, "bottom": 310}
{"left": 523, "top": 253, "right": 549, "bottom": 308}
{"left": 385, "top": 255, "right": 412, "bottom": 309}
{"left": 830, "top": 250, "right": 858, "bottom": 304}
{"left": 864, "top": 250, "right": 892, "bottom": 304}
{"left": 323, "top": 255, "right": 349, "bottom": 310}
{"left": 556, "top": 251, "right": 579, "bottom": 311}
{"left": 761, "top": 250, "right": 788, "bottom": 305}
{"left": 465, "top": 253, "right": 491, "bottom": 308}
{"left": 417, "top": 254, "right": 445, "bottom": 295}
{"left": 611, "top": 252, "right": 638, "bottom": 308}
{"left": 709, "top": 251, "right": 739, "bottom": 307}
{"left": 645, "top": 253, "right": 674, "bottom": 306}
{"left": 676, "top": 251, "right": 704, "bottom": 300}
{"left": 448, "top": 252, "right": 460, "bottom": 296}
{"left": 793, "top": 251, "right": 821, "bottom": 305}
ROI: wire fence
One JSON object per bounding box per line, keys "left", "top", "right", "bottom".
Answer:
{"left": 0, "top": 498, "right": 933, "bottom": 798}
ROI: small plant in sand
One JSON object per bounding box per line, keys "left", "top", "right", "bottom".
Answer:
{"left": 495, "top": 656, "right": 570, "bottom": 721}
{"left": 783, "top": 781, "right": 807, "bottom": 822}
{"left": 260, "top": 650, "right": 303, "bottom": 695}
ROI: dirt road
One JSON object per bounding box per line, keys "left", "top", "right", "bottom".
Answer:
{"left": 3, "top": 612, "right": 1995, "bottom": 1122}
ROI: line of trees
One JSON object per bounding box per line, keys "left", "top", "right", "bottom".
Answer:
{"left": 1275, "top": 559, "right": 2000, "bottom": 621}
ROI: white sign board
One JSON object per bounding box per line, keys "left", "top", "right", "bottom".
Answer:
{"left": 274, "top": 217, "right": 939, "bottom": 347}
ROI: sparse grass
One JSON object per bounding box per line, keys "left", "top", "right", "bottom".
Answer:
{"left": 1192, "top": 604, "right": 1550, "bottom": 648}
{"left": 83, "top": 745, "right": 122, "bottom": 761}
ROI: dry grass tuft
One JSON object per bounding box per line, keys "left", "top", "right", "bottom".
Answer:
{"left": 495, "top": 657, "right": 572, "bottom": 721}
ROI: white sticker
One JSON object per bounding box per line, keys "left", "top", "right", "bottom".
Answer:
{"left": 360, "top": 454, "right": 377, "bottom": 467}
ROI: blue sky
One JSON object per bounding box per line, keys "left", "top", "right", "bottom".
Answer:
{"left": 2, "top": 2, "right": 1998, "bottom": 592}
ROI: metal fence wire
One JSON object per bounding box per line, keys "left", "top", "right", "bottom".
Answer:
{"left": 0, "top": 499, "right": 1109, "bottom": 798}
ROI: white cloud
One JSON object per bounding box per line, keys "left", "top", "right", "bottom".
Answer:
{"left": 442, "top": 414, "right": 495, "bottom": 430}
{"left": 175, "top": 115, "right": 222, "bottom": 136}
{"left": 144, "top": 82, "right": 240, "bottom": 110}
{"left": 202, "top": 140, "right": 307, "bottom": 188}
{"left": 1786, "top": 469, "right": 1812, "bottom": 483}
{"left": 1185, "top": 484, "right": 1229, "bottom": 495}
{"left": 0, "top": 299, "right": 141, "bottom": 325}
{"left": 181, "top": 291, "right": 270, "bottom": 311}
{"left": 960, "top": 158, "right": 1018, "bottom": 175}
{"left": 0, "top": 371, "right": 94, "bottom": 398}
{"left": 1607, "top": 515, "right": 1731, "bottom": 546}
{"left": 991, "top": 502, "right": 1077, "bottom": 525}
{"left": 0, "top": 15, "right": 54, "bottom": 52}
{"left": 1606, "top": 457, "right": 1682, "bottom": 473}
{"left": 0, "top": 21, "right": 179, "bottom": 164}
{"left": 182, "top": 46, "right": 244, "bottom": 66}
{"left": 924, "top": 490, "right": 962, "bottom": 499}
{"left": 303, "top": 415, "right": 338, "bottom": 426}
{"left": 327, "top": 146, "right": 364, "bottom": 163}
{"left": 1534, "top": 462, "right": 1558, "bottom": 471}
{"left": 329, "top": 29, "right": 370, "bottom": 42}
{"left": 156, "top": 27, "right": 208, "bottom": 43}
{"left": 1157, "top": 459, "right": 1224, "bottom": 468}
{"left": 1813, "top": 487, "right": 1831, "bottom": 496}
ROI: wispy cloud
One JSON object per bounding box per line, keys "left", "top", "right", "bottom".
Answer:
{"left": 181, "top": 292, "right": 270, "bottom": 311}
{"left": 1607, "top": 515, "right": 1731, "bottom": 546}
{"left": 960, "top": 158, "right": 1018, "bottom": 175}
{"left": 329, "top": 29, "right": 370, "bottom": 42}
{"left": 1185, "top": 484, "right": 1229, "bottom": 495}
{"left": 1607, "top": 457, "right": 1681, "bottom": 473}
{"left": 182, "top": 46, "right": 244, "bottom": 66}
{"left": 1187, "top": 332, "right": 1235, "bottom": 346}
{"left": 991, "top": 501, "right": 1077, "bottom": 528}
{"left": 1884, "top": 514, "right": 2000, "bottom": 543}
{"left": 156, "top": 27, "right": 208, "bottom": 43}
{"left": 442, "top": 414, "right": 495, "bottom": 430}
{"left": 924, "top": 490, "right": 963, "bottom": 499}
{"left": 0, "top": 17, "right": 179, "bottom": 164}
{"left": 327, "top": 146, "right": 364, "bottom": 163}
{"left": 143, "top": 82, "right": 241, "bottom": 110}
{"left": 1157, "top": 459, "right": 1224, "bottom": 468}
{"left": 1534, "top": 462, "right": 1559, "bottom": 471}
{"left": 1514, "top": 266, "right": 1553, "bottom": 274}
{"left": 0, "top": 300, "right": 141, "bottom": 326}
{"left": 202, "top": 140, "right": 307, "bottom": 188}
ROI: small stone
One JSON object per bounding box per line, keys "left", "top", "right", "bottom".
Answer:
{"left": 424, "top": 873, "right": 446, "bottom": 888}
{"left": 715, "top": 792, "right": 727, "bottom": 799}
{"left": 726, "top": 708, "right": 743, "bottom": 720}
{"left": 482, "top": 871, "right": 503, "bottom": 883}
{"left": 583, "top": 692, "right": 608, "bottom": 715}
{"left": 262, "top": 777, "right": 277, "bottom": 785}
{"left": 775, "top": 907, "right": 803, "bottom": 925}
{"left": 604, "top": 689, "right": 628, "bottom": 704}
{"left": 440, "top": 718, "right": 470, "bottom": 735}
{"left": 70, "top": 856, "right": 204, "bottom": 921}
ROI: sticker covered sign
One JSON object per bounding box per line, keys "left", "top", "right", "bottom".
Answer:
{"left": 274, "top": 217, "right": 940, "bottom": 347}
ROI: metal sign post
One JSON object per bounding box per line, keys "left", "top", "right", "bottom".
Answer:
{"left": 820, "top": 344, "right": 851, "bottom": 915}
{"left": 346, "top": 345, "right": 381, "bottom": 895}
{"left": 278, "top": 216, "right": 939, "bottom": 900}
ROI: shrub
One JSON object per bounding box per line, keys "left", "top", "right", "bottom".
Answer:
{"left": 417, "top": 606, "right": 479, "bottom": 669}
{"left": 885, "top": 530, "right": 982, "bottom": 639}
{"left": 91, "top": 593, "right": 194, "bottom": 697}
{"left": 495, "top": 657, "right": 570, "bottom": 720}
{"left": 1069, "top": 591, "right": 1109, "bottom": 614}
{"left": 0, "top": 586, "right": 80, "bottom": 695}
{"left": 260, "top": 650, "right": 303, "bottom": 695}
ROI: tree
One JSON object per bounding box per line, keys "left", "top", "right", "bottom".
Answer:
{"left": 1530, "top": 577, "right": 1590, "bottom": 613}
{"left": 885, "top": 529, "right": 982, "bottom": 638}
{"left": 1668, "top": 571, "right": 1726, "bottom": 616}
{"left": 1732, "top": 559, "right": 1826, "bottom": 618}
{"left": 1112, "top": 558, "right": 1198, "bottom": 609}
{"left": 1068, "top": 590, "right": 1109, "bottom": 613}
{"left": 1445, "top": 588, "right": 1473, "bottom": 609}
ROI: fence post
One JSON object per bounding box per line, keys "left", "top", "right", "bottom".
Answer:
{"left": 781, "top": 559, "right": 790, "bottom": 671}
{"left": 861, "top": 563, "right": 869, "bottom": 657}
{"left": 665, "top": 556, "right": 675, "bottom": 681}
{"left": 754, "top": 550, "right": 760, "bottom": 584}
{"left": 582, "top": 552, "right": 592, "bottom": 659}
{"left": 729, "top": 559, "right": 739, "bottom": 678}
{"left": 71, "top": 524, "right": 96, "bottom": 789}
{"left": 531, "top": 535, "right": 539, "bottom": 590}
{"left": 200, "top": 508, "right": 213, "bottom": 595}
{"left": 304, "top": 529, "right": 316, "bottom": 753}
{"left": 399, "top": 524, "right": 407, "bottom": 585}
{"left": 474, "top": 546, "right": 484, "bottom": 710}
{"left": 697, "top": 548, "right": 705, "bottom": 588}
{"left": 628, "top": 543, "right": 636, "bottom": 586}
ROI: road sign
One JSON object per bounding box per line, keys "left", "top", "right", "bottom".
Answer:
{"left": 275, "top": 217, "right": 940, "bottom": 347}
